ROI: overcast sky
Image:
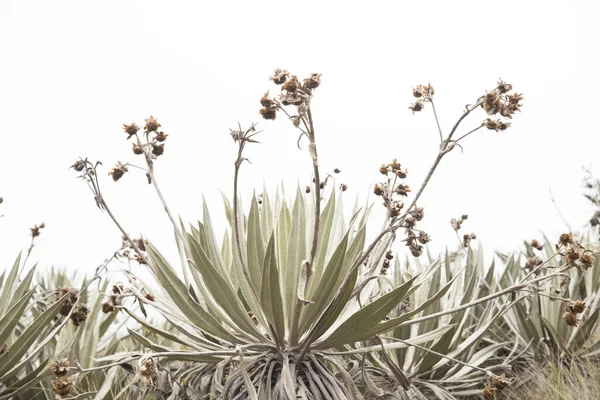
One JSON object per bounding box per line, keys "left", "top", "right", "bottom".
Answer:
{"left": 1, "top": 0, "right": 599, "bottom": 275}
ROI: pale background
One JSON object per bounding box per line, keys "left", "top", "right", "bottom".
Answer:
{"left": 1, "top": 0, "right": 599, "bottom": 275}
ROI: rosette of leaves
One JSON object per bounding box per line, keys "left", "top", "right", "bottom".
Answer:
{"left": 493, "top": 234, "right": 600, "bottom": 363}
{"left": 109, "top": 186, "right": 495, "bottom": 399}
{"left": 0, "top": 254, "right": 72, "bottom": 400}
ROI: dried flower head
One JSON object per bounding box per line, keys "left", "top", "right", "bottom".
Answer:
{"left": 138, "top": 356, "right": 156, "bottom": 377}
{"left": 333, "top": 168, "right": 341, "bottom": 174}
{"left": 151, "top": 143, "right": 165, "bottom": 156}
{"left": 411, "top": 207, "right": 425, "bottom": 221}
{"left": 559, "top": 233, "right": 574, "bottom": 246}
{"left": 70, "top": 160, "right": 86, "bottom": 172}
{"left": 52, "top": 377, "right": 74, "bottom": 396}
{"left": 525, "top": 256, "right": 543, "bottom": 269}
{"left": 483, "top": 118, "right": 510, "bottom": 131}
{"left": 489, "top": 374, "right": 513, "bottom": 391}
{"left": 303, "top": 73, "right": 322, "bottom": 90}
{"left": 123, "top": 122, "right": 140, "bottom": 139}
{"left": 70, "top": 304, "right": 90, "bottom": 326}
{"left": 154, "top": 131, "right": 168, "bottom": 142}
{"left": 145, "top": 292, "right": 156, "bottom": 302}
{"left": 581, "top": 251, "right": 595, "bottom": 268}
{"left": 374, "top": 183, "right": 385, "bottom": 196}
{"left": 259, "top": 107, "right": 277, "bottom": 120}
{"left": 409, "top": 101, "right": 424, "bottom": 113}
{"left": 570, "top": 300, "right": 587, "bottom": 314}
{"left": 101, "top": 301, "right": 115, "bottom": 314}
{"left": 394, "top": 184, "right": 410, "bottom": 197}
{"left": 531, "top": 239, "right": 544, "bottom": 250}
{"left": 412, "top": 83, "right": 435, "bottom": 98}
{"left": 418, "top": 231, "right": 431, "bottom": 244}
{"left": 340, "top": 183, "right": 348, "bottom": 191}
{"left": 563, "top": 311, "right": 581, "bottom": 327}
{"left": 108, "top": 162, "right": 128, "bottom": 182}
{"left": 463, "top": 233, "right": 477, "bottom": 247}
{"left": 144, "top": 116, "right": 161, "bottom": 133}
{"left": 270, "top": 68, "right": 289, "bottom": 85}
{"left": 132, "top": 142, "right": 144, "bottom": 155}
{"left": 57, "top": 288, "right": 79, "bottom": 316}
{"left": 30, "top": 223, "right": 45, "bottom": 238}
{"left": 50, "top": 358, "right": 70, "bottom": 377}
{"left": 281, "top": 75, "right": 300, "bottom": 93}
{"left": 496, "top": 79, "right": 513, "bottom": 94}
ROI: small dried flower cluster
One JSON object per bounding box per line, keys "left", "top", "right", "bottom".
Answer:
{"left": 49, "top": 358, "right": 75, "bottom": 397}
{"left": 118, "top": 236, "right": 148, "bottom": 265}
{"left": 409, "top": 83, "right": 434, "bottom": 113}
{"left": 562, "top": 300, "right": 587, "bottom": 328}
{"left": 530, "top": 239, "right": 544, "bottom": 251}
{"left": 135, "top": 356, "right": 157, "bottom": 388}
{"left": 30, "top": 222, "right": 45, "bottom": 238}
{"left": 557, "top": 232, "right": 595, "bottom": 270}
{"left": 450, "top": 214, "right": 468, "bottom": 231}
{"left": 260, "top": 68, "right": 322, "bottom": 121}
{"left": 525, "top": 256, "right": 543, "bottom": 270}
{"left": 108, "top": 161, "right": 129, "bottom": 182}
{"left": 56, "top": 288, "right": 79, "bottom": 317}
{"left": 374, "top": 159, "right": 410, "bottom": 218}
{"left": 381, "top": 251, "right": 394, "bottom": 274}
{"left": 123, "top": 116, "right": 169, "bottom": 160}
{"left": 102, "top": 284, "right": 126, "bottom": 314}
{"left": 481, "top": 80, "right": 523, "bottom": 131}
{"left": 482, "top": 374, "right": 513, "bottom": 400}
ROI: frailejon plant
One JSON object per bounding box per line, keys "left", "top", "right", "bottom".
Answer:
{"left": 70, "top": 70, "right": 592, "bottom": 399}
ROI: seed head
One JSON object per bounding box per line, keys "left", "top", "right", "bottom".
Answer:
{"left": 394, "top": 184, "right": 410, "bottom": 197}
{"left": 374, "top": 183, "right": 385, "bottom": 196}
{"left": 151, "top": 143, "right": 165, "bottom": 156}
{"left": 303, "top": 73, "right": 322, "bottom": 90}
{"left": 379, "top": 164, "right": 389, "bottom": 175}
{"left": 581, "top": 251, "right": 595, "bottom": 268}
{"left": 144, "top": 116, "right": 161, "bottom": 133}
{"left": 496, "top": 79, "right": 513, "bottom": 94}
{"left": 530, "top": 239, "right": 543, "bottom": 250}
{"left": 409, "top": 101, "right": 424, "bottom": 113}
{"left": 154, "top": 131, "right": 168, "bottom": 142}
{"left": 138, "top": 356, "right": 156, "bottom": 377}
{"left": 101, "top": 301, "right": 115, "bottom": 314}
{"left": 132, "top": 142, "right": 144, "bottom": 155}
{"left": 411, "top": 207, "right": 424, "bottom": 221}
{"left": 70, "top": 160, "right": 86, "bottom": 172}
{"left": 570, "top": 300, "right": 586, "bottom": 314}
{"left": 50, "top": 358, "right": 70, "bottom": 377}
{"left": 30, "top": 223, "right": 45, "bottom": 238}
{"left": 109, "top": 162, "right": 128, "bottom": 182}
{"left": 52, "top": 377, "right": 74, "bottom": 396}
{"left": 123, "top": 122, "right": 140, "bottom": 139}
{"left": 483, "top": 118, "right": 510, "bottom": 132}
{"left": 57, "top": 288, "right": 79, "bottom": 316}
{"left": 70, "top": 304, "right": 90, "bottom": 326}
{"left": 281, "top": 75, "right": 300, "bottom": 93}
{"left": 340, "top": 183, "right": 348, "bottom": 191}
{"left": 563, "top": 311, "right": 581, "bottom": 327}
{"left": 333, "top": 168, "right": 341, "bottom": 174}
{"left": 525, "top": 256, "right": 543, "bottom": 269}
{"left": 412, "top": 83, "right": 434, "bottom": 98}
{"left": 270, "top": 68, "right": 289, "bottom": 85}
{"left": 259, "top": 107, "right": 277, "bottom": 120}
{"left": 418, "top": 231, "right": 431, "bottom": 244}
{"left": 559, "top": 232, "right": 574, "bottom": 246}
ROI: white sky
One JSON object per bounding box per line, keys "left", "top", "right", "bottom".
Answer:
{"left": 1, "top": 0, "right": 599, "bottom": 275}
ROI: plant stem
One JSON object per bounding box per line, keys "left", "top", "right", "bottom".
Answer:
{"left": 430, "top": 99, "right": 444, "bottom": 144}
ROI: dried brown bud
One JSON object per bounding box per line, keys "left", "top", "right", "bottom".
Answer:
{"left": 496, "top": 80, "right": 513, "bottom": 94}
{"left": 30, "top": 223, "right": 45, "bottom": 238}
{"left": 560, "top": 233, "right": 574, "bottom": 246}
{"left": 394, "top": 184, "right": 410, "bottom": 197}
{"left": 0, "top": 197, "right": 3, "bottom": 204}
{"left": 483, "top": 118, "right": 510, "bottom": 132}
{"left": 50, "top": 358, "right": 70, "bottom": 377}
{"left": 52, "top": 377, "right": 73, "bottom": 396}
{"left": 109, "top": 163, "right": 128, "bottom": 182}
{"left": 418, "top": 231, "right": 431, "bottom": 244}
{"left": 385, "top": 250, "right": 394, "bottom": 260}
{"left": 57, "top": 288, "right": 79, "bottom": 316}
{"left": 144, "top": 116, "right": 161, "bottom": 133}
{"left": 281, "top": 75, "right": 300, "bottom": 93}
{"left": 409, "top": 101, "right": 424, "bottom": 113}
{"left": 333, "top": 168, "right": 341, "bottom": 174}
{"left": 411, "top": 207, "right": 424, "bottom": 221}
{"left": 70, "top": 304, "right": 90, "bottom": 326}
{"left": 154, "top": 131, "right": 168, "bottom": 142}
{"left": 581, "top": 251, "right": 595, "bottom": 268}
{"left": 563, "top": 311, "right": 581, "bottom": 327}
{"left": 151, "top": 143, "right": 165, "bottom": 156}
{"left": 303, "top": 73, "right": 322, "bottom": 90}
{"left": 101, "top": 301, "right": 115, "bottom": 314}
{"left": 570, "top": 300, "right": 586, "bottom": 314}
{"left": 259, "top": 107, "right": 277, "bottom": 120}
{"left": 525, "top": 256, "right": 543, "bottom": 269}
{"left": 270, "top": 68, "right": 289, "bottom": 85}
{"left": 340, "top": 183, "right": 348, "bottom": 191}
{"left": 123, "top": 122, "right": 140, "bottom": 139}
{"left": 410, "top": 244, "right": 423, "bottom": 257}
{"left": 461, "top": 214, "right": 468, "bottom": 220}
{"left": 145, "top": 293, "right": 156, "bottom": 302}
{"left": 489, "top": 374, "right": 512, "bottom": 391}
{"left": 374, "top": 184, "right": 385, "bottom": 196}
{"left": 530, "top": 239, "right": 544, "bottom": 250}
{"left": 305, "top": 186, "right": 311, "bottom": 194}
{"left": 139, "top": 357, "right": 156, "bottom": 377}
{"left": 379, "top": 164, "right": 389, "bottom": 175}
{"left": 412, "top": 83, "right": 434, "bottom": 98}
{"left": 70, "top": 160, "right": 86, "bottom": 172}
{"left": 132, "top": 142, "right": 144, "bottom": 155}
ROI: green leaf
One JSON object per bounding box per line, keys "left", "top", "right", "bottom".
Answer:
{"left": 317, "top": 275, "right": 419, "bottom": 348}
{"left": 260, "top": 234, "right": 286, "bottom": 344}
{"left": 247, "top": 195, "right": 266, "bottom": 293}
